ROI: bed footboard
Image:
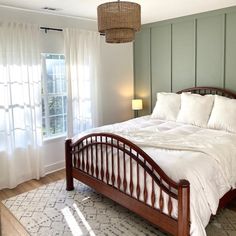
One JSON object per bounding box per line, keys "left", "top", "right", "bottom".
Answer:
{"left": 65, "top": 133, "right": 190, "bottom": 236}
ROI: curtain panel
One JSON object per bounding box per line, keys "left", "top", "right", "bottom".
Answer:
{"left": 64, "top": 29, "right": 101, "bottom": 137}
{"left": 0, "top": 22, "right": 44, "bottom": 189}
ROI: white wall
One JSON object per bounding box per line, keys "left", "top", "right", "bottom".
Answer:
{"left": 100, "top": 40, "right": 134, "bottom": 125}
{"left": 0, "top": 6, "right": 134, "bottom": 174}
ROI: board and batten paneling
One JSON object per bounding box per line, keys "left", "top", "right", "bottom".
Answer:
{"left": 151, "top": 25, "right": 171, "bottom": 109}
{"left": 134, "top": 6, "right": 236, "bottom": 115}
{"left": 225, "top": 12, "right": 236, "bottom": 90}
{"left": 134, "top": 28, "right": 151, "bottom": 115}
{"left": 151, "top": 25, "right": 171, "bottom": 108}
{"left": 172, "top": 20, "right": 195, "bottom": 92}
{"left": 196, "top": 14, "right": 224, "bottom": 87}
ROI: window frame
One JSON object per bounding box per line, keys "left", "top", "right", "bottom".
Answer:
{"left": 41, "top": 53, "right": 67, "bottom": 139}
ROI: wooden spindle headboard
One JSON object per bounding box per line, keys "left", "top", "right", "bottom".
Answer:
{"left": 177, "top": 86, "right": 236, "bottom": 99}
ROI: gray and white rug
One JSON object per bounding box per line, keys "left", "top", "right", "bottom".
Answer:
{"left": 2, "top": 179, "right": 236, "bottom": 236}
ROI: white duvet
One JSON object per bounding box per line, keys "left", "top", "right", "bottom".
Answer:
{"left": 72, "top": 116, "right": 236, "bottom": 236}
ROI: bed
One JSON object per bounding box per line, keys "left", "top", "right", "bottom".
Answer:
{"left": 65, "top": 87, "right": 236, "bottom": 236}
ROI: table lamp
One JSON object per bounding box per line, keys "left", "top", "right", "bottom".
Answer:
{"left": 132, "top": 99, "right": 143, "bottom": 118}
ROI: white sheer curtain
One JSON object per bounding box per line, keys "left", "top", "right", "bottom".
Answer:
{"left": 0, "top": 22, "right": 44, "bottom": 189}
{"left": 64, "top": 29, "right": 101, "bottom": 137}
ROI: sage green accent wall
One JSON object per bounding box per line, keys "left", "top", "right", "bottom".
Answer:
{"left": 196, "top": 15, "right": 224, "bottom": 87}
{"left": 151, "top": 25, "right": 171, "bottom": 108}
{"left": 134, "top": 28, "right": 151, "bottom": 115}
{"left": 172, "top": 20, "right": 195, "bottom": 92}
{"left": 225, "top": 12, "right": 236, "bottom": 90}
{"left": 134, "top": 6, "right": 236, "bottom": 115}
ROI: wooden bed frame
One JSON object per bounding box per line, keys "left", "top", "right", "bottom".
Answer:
{"left": 65, "top": 87, "right": 236, "bottom": 236}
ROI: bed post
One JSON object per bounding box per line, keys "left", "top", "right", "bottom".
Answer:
{"left": 178, "top": 179, "right": 190, "bottom": 236}
{"left": 65, "top": 138, "right": 74, "bottom": 191}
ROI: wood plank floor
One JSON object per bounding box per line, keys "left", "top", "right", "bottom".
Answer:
{"left": 0, "top": 169, "right": 236, "bottom": 235}
{"left": 0, "top": 169, "right": 65, "bottom": 202}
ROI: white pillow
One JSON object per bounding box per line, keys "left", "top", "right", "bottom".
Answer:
{"left": 177, "top": 93, "right": 214, "bottom": 127}
{"left": 151, "top": 92, "right": 181, "bottom": 121}
{"left": 208, "top": 95, "right": 236, "bottom": 133}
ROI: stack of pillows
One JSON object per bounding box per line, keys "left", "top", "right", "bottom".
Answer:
{"left": 151, "top": 92, "right": 236, "bottom": 133}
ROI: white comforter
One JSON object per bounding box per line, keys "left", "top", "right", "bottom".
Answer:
{"left": 72, "top": 116, "right": 236, "bottom": 236}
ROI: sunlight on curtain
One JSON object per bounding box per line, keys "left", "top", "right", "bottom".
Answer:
{"left": 64, "top": 29, "right": 101, "bottom": 137}
{"left": 0, "top": 22, "right": 44, "bottom": 189}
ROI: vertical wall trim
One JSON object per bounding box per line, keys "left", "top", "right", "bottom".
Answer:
{"left": 170, "top": 24, "right": 173, "bottom": 92}
{"left": 194, "top": 18, "right": 198, "bottom": 87}
{"left": 150, "top": 28, "right": 153, "bottom": 111}
{"left": 223, "top": 13, "right": 227, "bottom": 88}
{"left": 133, "top": 41, "right": 136, "bottom": 98}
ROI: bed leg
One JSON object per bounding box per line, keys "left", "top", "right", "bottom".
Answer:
{"left": 65, "top": 138, "right": 74, "bottom": 191}
{"left": 178, "top": 180, "right": 190, "bottom": 236}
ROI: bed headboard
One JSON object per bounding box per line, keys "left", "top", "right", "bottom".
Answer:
{"left": 177, "top": 87, "right": 236, "bottom": 99}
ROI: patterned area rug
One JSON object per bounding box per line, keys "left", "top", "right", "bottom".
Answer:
{"left": 1, "top": 179, "right": 236, "bottom": 236}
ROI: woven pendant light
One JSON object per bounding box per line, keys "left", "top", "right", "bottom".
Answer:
{"left": 97, "top": 0, "right": 141, "bottom": 43}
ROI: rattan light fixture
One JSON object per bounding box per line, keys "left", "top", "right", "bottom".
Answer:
{"left": 97, "top": 0, "right": 141, "bottom": 43}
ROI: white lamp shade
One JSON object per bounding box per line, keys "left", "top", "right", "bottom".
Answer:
{"left": 132, "top": 99, "right": 143, "bottom": 110}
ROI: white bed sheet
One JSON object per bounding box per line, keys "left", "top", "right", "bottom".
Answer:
{"left": 72, "top": 116, "right": 236, "bottom": 236}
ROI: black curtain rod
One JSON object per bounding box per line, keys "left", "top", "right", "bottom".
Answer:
{"left": 40, "top": 26, "right": 104, "bottom": 36}
{"left": 40, "top": 27, "right": 63, "bottom": 33}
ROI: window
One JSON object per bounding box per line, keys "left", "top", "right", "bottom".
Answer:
{"left": 41, "top": 54, "right": 67, "bottom": 138}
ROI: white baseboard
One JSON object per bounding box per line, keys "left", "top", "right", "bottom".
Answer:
{"left": 44, "top": 160, "right": 65, "bottom": 175}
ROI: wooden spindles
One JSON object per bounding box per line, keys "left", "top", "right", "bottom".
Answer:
{"left": 123, "top": 143, "right": 127, "bottom": 192}
{"left": 111, "top": 139, "right": 115, "bottom": 186}
{"left": 117, "top": 141, "right": 121, "bottom": 190}
{"left": 144, "top": 160, "right": 148, "bottom": 204}
{"left": 129, "top": 148, "right": 133, "bottom": 197}
{"left": 151, "top": 168, "right": 155, "bottom": 208}
{"left": 90, "top": 137, "right": 94, "bottom": 176}
{"left": 81, "top": 142, "right": 85, "bottom": 171}
{"left": 73, "top": 146, "right": 77, "bottom": 168}
{"left": 159, "top": 178, "right": 164, "bottom": 212}
{"left": 86, "top": 138, "right": 89, "bottom": 173}
{"left": 168, "top": 186, "right": 173, "bottom": 216}
{"left": 78, "top": 144, "right": 81, "bottom": 169}
{"left": 105, "top": 137, "right": 109, "bottom": 184}
{"left": 136, "top": 155, "right": 140, "bottom": 200}
{"left": 101, "top": 141, "right": 104, "bottom": 181}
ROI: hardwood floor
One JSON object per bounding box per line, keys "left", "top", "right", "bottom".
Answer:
{"left": 0, "top": 169, "right": 65, "bottom": 202}
{"left": 0, "top": 169, "right": 236, "bottom": 235}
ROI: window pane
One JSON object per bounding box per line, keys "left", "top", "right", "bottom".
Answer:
{"left": 49, "top": 116, "right": 64, "bottom": 135}
{"left": 45, "top": 55, "right": 66, "bottom": 95}
{"left": 48, "top": 96, "right": 63, "bottom": 116}
{"left": 46, "top": 59, "right": 53, "bottom": 75}
{"left": 62, "top": 79, "right": 67, "bottom": 93}
{"left": 63, "top": 96, "right": 67, "bottom": 114}
{"left": 47, "top": 74, "right": 54, "bottom": 94}
{"left": 41, "top": 53, "right": 67, "bottom": 138}
{"left": 42, "top": 99, "right": 45, "bottom": 116}
{"left": 55, "top": 79, "right": 61, "bottom": 93}
{"left": 42, "top": 118, "right": 46, "bottom": 136}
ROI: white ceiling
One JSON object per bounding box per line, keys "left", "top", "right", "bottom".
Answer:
{"left": 0, "top": 0, "right": 236, "bottom": 24}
